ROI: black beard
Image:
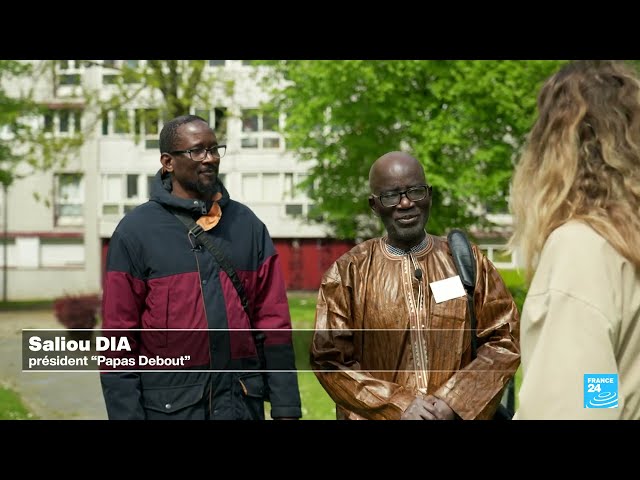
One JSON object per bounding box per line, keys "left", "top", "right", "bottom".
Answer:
{"left": 196, "top": 178, "right": 218, "bottom": 198}
{"left": 184, "top": 175, "right": 218, "bottom": 200}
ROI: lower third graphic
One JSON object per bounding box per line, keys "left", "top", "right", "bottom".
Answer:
{"left": 584, "top": 373, "right": 618, "bottom": 409}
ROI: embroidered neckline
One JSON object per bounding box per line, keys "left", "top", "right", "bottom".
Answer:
{"left": 385, "top": 236, "right": 429, "bottom": 257}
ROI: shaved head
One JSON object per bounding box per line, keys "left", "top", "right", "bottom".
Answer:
{"left": 369, "top": 151, "right": 426, "bottom": 194}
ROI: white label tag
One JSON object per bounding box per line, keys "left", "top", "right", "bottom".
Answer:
{"left": 429, "top": 275, "right": 467, "bottom": 303}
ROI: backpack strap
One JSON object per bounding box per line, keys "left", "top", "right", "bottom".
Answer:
{"left": 447, "top": 228, "right": 478, "bottom": 357}
{"left": 168, "top": 208, "right": 266, "bottom": 367}
{"left": 447, "top": 228, "right": 515, "bottom": 419}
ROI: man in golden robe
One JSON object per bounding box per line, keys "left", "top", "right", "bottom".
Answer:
{"left": 311, "top": 151, "right": 520, "bottom": 420}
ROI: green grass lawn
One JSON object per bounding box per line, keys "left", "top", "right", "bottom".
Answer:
{"left": 0, "top": 386, "right": 38, "bottom": 420}
{"left": 287, "top": 291, "right": 337, "bottom": 419}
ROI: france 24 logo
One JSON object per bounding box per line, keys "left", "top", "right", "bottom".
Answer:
{"left": 584, "top": 374, "right": 618, "bottom": 409}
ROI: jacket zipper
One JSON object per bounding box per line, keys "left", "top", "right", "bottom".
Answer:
{"left": 193, "top": 234, "right": 213, "bottom": 419}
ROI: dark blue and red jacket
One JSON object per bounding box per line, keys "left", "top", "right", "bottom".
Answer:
{"left": 100, "top": 170, "right": 302, "bottom": 420}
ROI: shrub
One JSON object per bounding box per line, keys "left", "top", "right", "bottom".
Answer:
{"left": 53, "top": 294, "right": 101, "bottom": 331}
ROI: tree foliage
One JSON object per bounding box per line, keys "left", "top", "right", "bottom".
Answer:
{"left": 259, "top": 60, "right": 567, "bottom": 238}
{"left": 91, "top": 60, "right": 231, "bottom": 120}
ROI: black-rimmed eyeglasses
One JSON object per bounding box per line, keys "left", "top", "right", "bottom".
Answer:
{"left": 169, "top": 144, "right": 227, "bottom": 161}
{"left": 372, "top": 185, "right": 432, "bottom": 208}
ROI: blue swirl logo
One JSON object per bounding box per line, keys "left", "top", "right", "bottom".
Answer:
{"left": 585, "top": 391, "right": 618, "bottom": 409}
{"left": 584, "top": 374, "right": 618, "bottom": 409}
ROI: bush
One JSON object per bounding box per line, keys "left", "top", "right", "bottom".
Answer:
{"left": 53, "top": 294, "right": 101, "bottom": 331}
{"left": 498, "top": 269, "right": 528, "bottom": 314}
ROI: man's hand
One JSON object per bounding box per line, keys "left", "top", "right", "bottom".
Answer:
{"left": 401, "top": 395, "right": 458, "bottom": 420}
{"left": 401, "top": 397, "right": 438, "bottom": 420}
{"left": 422, "top": 395, "right": 458, "bottom": 420}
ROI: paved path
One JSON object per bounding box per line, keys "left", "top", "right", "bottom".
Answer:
{"left": 0, "top": 310, "right": 107, "bottom": 420}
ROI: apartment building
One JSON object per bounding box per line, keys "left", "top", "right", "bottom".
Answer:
{"left": 0, "top": 60, "right": 354, "bottom": 300}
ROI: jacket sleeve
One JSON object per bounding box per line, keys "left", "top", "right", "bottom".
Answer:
{"left": 310, "top": 262, "right": 415, "bottom": 420}
{"left": 252, "top": 228, "right": 302, "bottom": 419}
{"left": 434, "top": 246, "right": 521, "bottom": 420}
{"left": 100, "top": 230, "right": 147, "bottom": 420}
{"left": 515, "top": 232, "right": 621, "bottom": 420}
{"left": 515, "top": 291, "right": 619, "bottom": 419}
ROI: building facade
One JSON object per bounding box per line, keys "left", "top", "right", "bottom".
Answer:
{"left": 0, "top": 60, "right": 354, "bottom": 300}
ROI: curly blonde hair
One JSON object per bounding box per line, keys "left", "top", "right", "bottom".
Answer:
{"left": 510, "top": 60, "right": 640, "bottom": 281}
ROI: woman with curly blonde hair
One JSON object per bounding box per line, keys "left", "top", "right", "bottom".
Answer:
{"left": 510, "top": 60, "right": 640, "bottom": 419}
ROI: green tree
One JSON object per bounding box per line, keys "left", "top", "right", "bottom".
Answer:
{"left": 259, "top": 60, "right": 567, "bottom": 238}
{"left": 1, "top": 61, "right": 86, "bottom": 190}
{"left": 1, "top": 61, "right": 39, "bottom": 184}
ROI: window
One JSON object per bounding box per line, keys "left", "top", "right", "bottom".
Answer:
{"left": 241, "top": 137, "right": 259, "bottom": 149}
{"left": 56, "top": 60, "right": 84, "bottom": 87}
{"left": 42, "top": 108, "right": 82, "bottom": 135}
{"left": 102, "top": 108, "right": 160, "bottom": 146}
{"left": 192, "top": 107, "right": 227, "bottom": 140}
{"left": 208, "top": 60, "right": 226, "bottom": 67}
{"left": 55, "top": 173, "right": 84, "bottom": 226}
{"left": 283, "top": 173, "right": 312, "bottom": 218}
{"left": 242, "top": 174, "right": 260, "bottom": 201}
{"left": 285, "top": 204, "right": 303, "bottom": 216}
{"left": 242, "top": 110, "right": 259, "bottom": 132}
{"left": 114, "top": 110, "right": 130, "bottom": 134}
{"left": 59, "top": 74, "right": 80, "bottom": 85}
{"left": 147, "top": 175, "right": 155, "bottom": 199}
{"left": 44, "top": 112, "right": 54, "bottom": 133}
{"left": 103, "top": 175, "right": 122, "bottom": 202}
{"left": 240, "top": 173, "right": 282, "bottom": 202}
{"left": 145, "top": 109, "right": 159, "bottom": 134}
{"left": 144, "top": 109, "right": 160, "bottom": 149}
{"left": 263, "top": 174, "right": 279, "bottom": 199}
{"left": 284, "top": 173, "right": 308, "bottom": 201}
{"left": 126, "top": 175, "right": 139, "bottom": 199}
{"left": 101, "top": 111, "right": 109, "bottom": 135}
{"left": 59, "top": 111, "right": 69, "bottom": 132}
{"left": 101, "top": 60, "right": 142, "bottom": 85}
{"left": 240, "top": 109, "right": 282, "bottom": 150}
{"left": 102, "top": 174, "right": 154, "bottom": 215}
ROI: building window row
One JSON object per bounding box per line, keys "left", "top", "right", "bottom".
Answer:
{"left": 43, "top": 108, "right": 83, "bottom": 135}
{"left": 240, "top": 172, "right": 311, "bottom": 218}
{"left": 100, "top": 107, "right": 228, "bottom": 149}
{"left": 241, "top": 109, "right": 282, "bottom": 150}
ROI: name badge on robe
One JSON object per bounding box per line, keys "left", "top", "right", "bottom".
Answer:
{"left": 429, "top": 275, "right": 467, "bottom": 303}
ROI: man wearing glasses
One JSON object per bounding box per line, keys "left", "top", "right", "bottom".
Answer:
{"left": 310, "top": 151, "right": 520, "bottom": 420}
{"left": 101, "top": 114, "right": 301, "bottom": 420}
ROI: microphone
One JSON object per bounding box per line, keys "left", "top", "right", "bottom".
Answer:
{"left": 414, "top": 268, "right": 423, "bottom": 281}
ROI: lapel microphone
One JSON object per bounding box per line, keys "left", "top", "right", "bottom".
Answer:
{"left": 414, "top": 268, "right": 423, "bottom": 281}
